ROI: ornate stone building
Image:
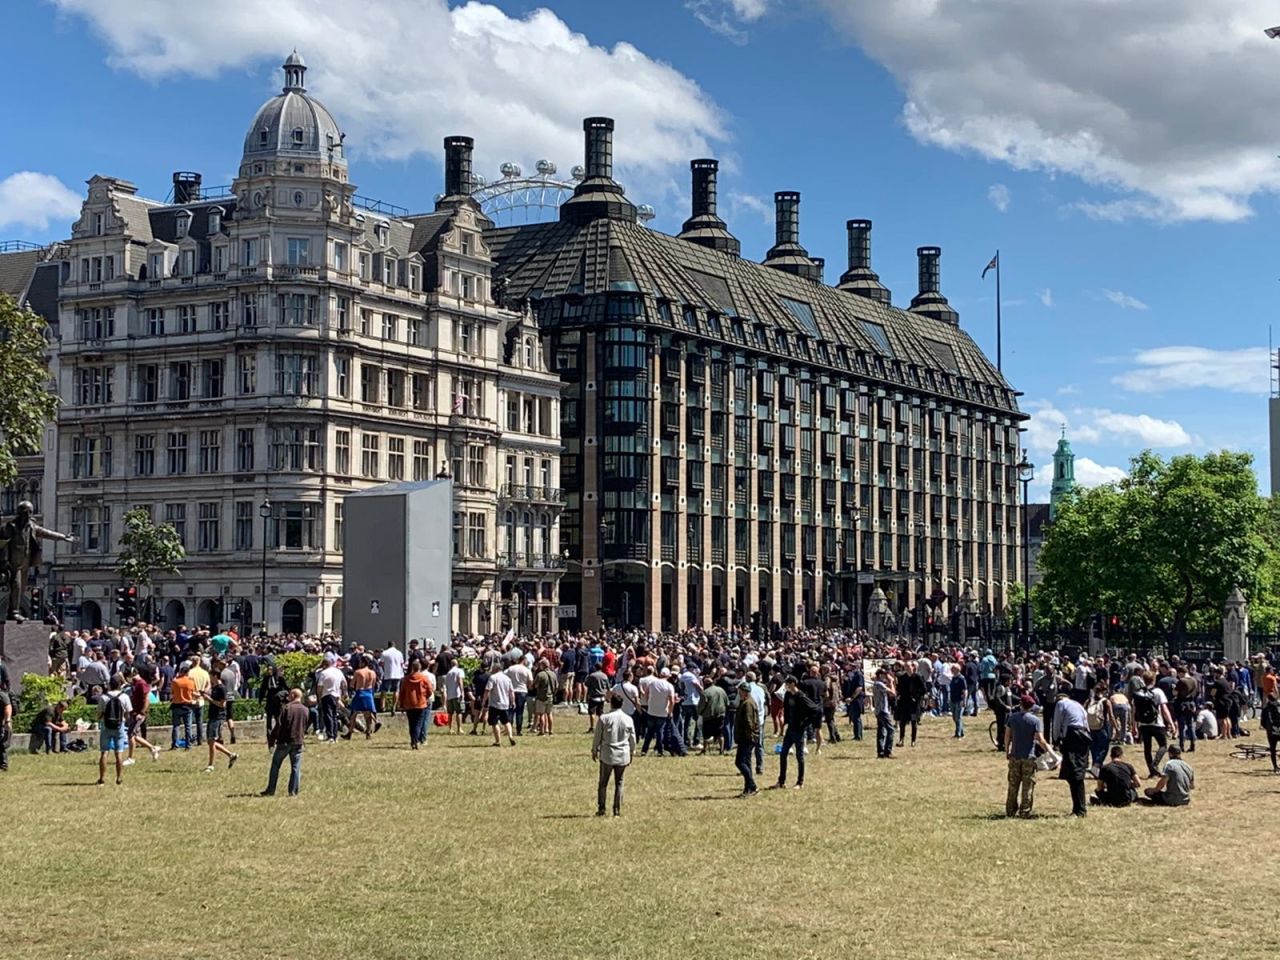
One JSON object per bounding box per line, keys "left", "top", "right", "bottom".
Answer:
{"left": 48, "top": 54, "right": 563, "bottom": 634}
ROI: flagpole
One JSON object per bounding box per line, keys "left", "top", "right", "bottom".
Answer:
{"left": 995, "top": 248, "right": 1003, "bottom": 374}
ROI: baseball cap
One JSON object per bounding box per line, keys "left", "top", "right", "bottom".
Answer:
{"left": 1019, "top": 694, "right": 1035, "bottom": 709}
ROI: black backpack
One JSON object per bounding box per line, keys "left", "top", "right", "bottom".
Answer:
{"left": 1133, "top": 688, "right": 1158, "bottom": 725}
{"left": 101, "top": 692, "right": 125, "bottom": 728}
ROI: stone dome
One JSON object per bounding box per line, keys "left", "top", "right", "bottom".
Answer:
{"left": 241, "top": 52, "right": 346, "bottom": 168}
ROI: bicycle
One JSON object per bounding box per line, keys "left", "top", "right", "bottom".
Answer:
{"left": 1228, "top": 743, "right": 1269, "bottom": 761}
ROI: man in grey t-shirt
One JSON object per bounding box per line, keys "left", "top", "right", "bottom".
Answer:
{"left": 1143, "top": 745, "right": 1194, "bottom": 806}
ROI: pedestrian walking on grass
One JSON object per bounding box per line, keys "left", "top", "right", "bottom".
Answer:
{"left": 873, "top": 669, "right": 896, "bottom": 759}
{"left": 775, "top": 675, "right": 808, "bottom": 790}
{"left": 1052, "top": 687, "right": 1092, "bottom": 817}
{"left": 485, "top": 666, "right": 517, "bottom": 747}
{"left": 261, "top": 688, "right": 308, "bottom": 797}
{"left": 592, "top": 691, "right": 636, "bottom": 816}
{"left": 734, "top": 679, "right": 760, "bottom": 797}
{"left": 202, "top": 676, "right": 239, "bottom": 774}
{"left": 398, "top": 658, "right": 435, "bottom": 750}
{"left": 1004, "top": 694, "right": 1049, "bottom": 818}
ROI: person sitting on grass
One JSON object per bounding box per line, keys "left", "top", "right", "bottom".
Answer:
{"left": 1142, "top": 745, "right": 1194, "bottom": 807}
{"left": 1092, "top": 745, "right": 1140, "bottom": 807}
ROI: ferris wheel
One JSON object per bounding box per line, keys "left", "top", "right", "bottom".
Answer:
{"left": 463, "top": 159, "right": 655, "bottom": 227}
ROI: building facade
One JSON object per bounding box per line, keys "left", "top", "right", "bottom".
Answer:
{"left": 486, "top": 119, "right": 1027, "bottom": 633}
{"left": 46, "top": 54, "right": 563, "bottom": 634}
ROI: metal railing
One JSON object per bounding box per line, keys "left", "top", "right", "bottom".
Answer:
{"left": 499, "top": 483, "right": 565, "bottom": 503}
{"left": 497, "top": 552, "right": 567, "bottom": 570}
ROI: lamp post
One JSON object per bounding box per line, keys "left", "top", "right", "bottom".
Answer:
{"left": 914, "top": 521, "right": 926, "bottom": 639}
{"left": 259, "top": 498, "right": 272, "bottom": 636}
{"left": 1016, "top": 455, "right": 1034, "bottom": 650}
{"left": 850, "top": 506, "right": 862, "bottom": 631}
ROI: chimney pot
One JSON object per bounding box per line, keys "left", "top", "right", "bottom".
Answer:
{"left": 774, "top": 191, "right": 800, "bottom": 248}
{"left": 583, "top": 117, "right": 615, "bottom": 180}
{"left": 172, "top": 171, "right": 201, "bottom": 204}
{"left": 917, "top": 246, "right": 941, "bottom": 296}
{"left": 690, "top": 159, "right": 718, "bottom": 218}
{"left": 443, "top": 136, "right": 475, "bottom": 197}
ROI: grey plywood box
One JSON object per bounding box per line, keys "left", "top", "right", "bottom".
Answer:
{"left": 342, "top": 480, "right": 453, "bottom": 653}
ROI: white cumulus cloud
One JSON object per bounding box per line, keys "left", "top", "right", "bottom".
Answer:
{"left": 0, "top": 172, "right": 82, "bottom": 232}
{"left": 1091, "top": 411, "right": 1193, "bottom": 448}
{"left": 53, "top": 0, "right": 728, "bottom": 201}
{"left": 1113, "top": 345, "right": 1270, "bottom": 395}
{"left": 687, "top": 0, "right": 771, "bottom": 42}
{"left": 815, "top": 0, "right": 1280, "bottom": 222}
{"left": 987, "top": 183, "right": 1010, "bottom": 213}
{"left": 1074, "top": 457, "right": 1127, "bottom": 488}
{"left": 1102, "top": 289, "right": 1149, "bottom": 311}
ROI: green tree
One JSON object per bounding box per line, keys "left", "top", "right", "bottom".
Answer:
{"left": 1038, "top": 450, "right": 1273, "bottom": 642}
{"left": 0, "top": 293, "right": 59, "bottom": 486}
{"left": 117, "top": 508, "right": 186, "bottom": 591}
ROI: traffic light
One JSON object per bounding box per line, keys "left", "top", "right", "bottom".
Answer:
{"left": 29, "top": 588, "right": 43, "bottom": 614}
{"left": 116, "top": 585, "right": 138, "bottom": 623}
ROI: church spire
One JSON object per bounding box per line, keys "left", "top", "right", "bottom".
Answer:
{"left": 1050, "top": 426, "right": 1076, "bottom": 520}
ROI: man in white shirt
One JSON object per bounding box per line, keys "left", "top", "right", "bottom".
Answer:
{"left": 443, "top": 659, "right": 467, "bottom": 734}
{"left": 592, "top": 691, "right": 636, "bottom": 816}
{"left": 1194, "top": 705, "right": 1219, "bottom": 740}
{"left": 379, "top": 644, "right": 406, "bottom": 716}
{"left": 485, "top": 668, "right": 517, "bottom": 747}
{"left": 315, "top": 655, "right": 347, "bottom": 743}
{"left": 611, "top": 670, "right": 641, "bottom": 721}
{"left": 640, "top": 668, "right": 677, "bottom": 757}
{"left": 505, "top": 660, "right": 534, "bottom": 736}
{"left": 678, "top": 666, "right": 703, "bottom": 749}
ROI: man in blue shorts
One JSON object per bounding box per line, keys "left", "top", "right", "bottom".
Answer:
{"left": 97, "top": 673, "right": 131, "bottom": 786}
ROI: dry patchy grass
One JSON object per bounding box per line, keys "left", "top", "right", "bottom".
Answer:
{"left": 1, "top": 714, "right": 1277, "bottom": 960}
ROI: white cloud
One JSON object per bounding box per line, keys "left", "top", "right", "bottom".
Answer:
{"left": 1102, "top": 289, "right": 1149, "bottom": 311}
{"left": 54, "top": 0, "right": 728, "bottom": 198}
{"left": 987, "top": 182, "right": 1010, "bottom": 213}
{"left": 0, "top": 172, "right": 82, "bottom": 232}
{"left": 1074, "top": 457, "right": 1127, "bottom": 488}
{"left": 1113, "top": 345, "right": 1270, "bottom": 395}
{"left": 1091, "top": 411, "right": 1192, "bottom": 448}
{"left": 687, "top": 0, "right": 771, "bottom": 43}
{"left": 1024, "top": 399, "right": 1191, "bottom": 459}
{"left": 815, "top": 0, "right": 1280, "bottom": 222}
{"left": 1038, "top": 288, "right": 1053, "bottom": 308}
{"left": 726, "top": 191, "right": 773, "bottom": 223}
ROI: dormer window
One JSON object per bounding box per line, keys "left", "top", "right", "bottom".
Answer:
{"left": 208, "top": 209, "right": 222, "bottom": 233}
{"left": 175, "top": 212, "right": 191, "bottom": 238}
{"left": 292, "top": 127, "right": 305, "bottom": 145}
{"left": 375, "top": 223, "right": 389, "bottom": 246}
{"left": 259, "top": 128, "right": 269, "bottom": 146}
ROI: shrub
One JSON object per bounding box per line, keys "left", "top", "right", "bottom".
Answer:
{"left": 457, "top": 657, "right": 482, "bottom": 682}
{"left": 272, "top": 652, "right": 324, "bottom": 693}
{"left": 17, "top": 673, "right": 73, "bottom": 715}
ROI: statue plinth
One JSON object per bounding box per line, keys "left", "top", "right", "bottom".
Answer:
{"left": 0, "top": 620, "right": 48, "bottom": 695}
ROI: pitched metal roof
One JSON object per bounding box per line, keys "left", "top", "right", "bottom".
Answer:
{"left": 488, "top": 217, "right": 1020, "bottom": 415}
{"left": 0, "top": 249, "right": 41, "bottom": 301}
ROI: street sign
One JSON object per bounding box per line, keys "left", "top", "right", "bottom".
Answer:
{"left": 555, "top": 604, "right": 578, "bottom": 618}
{"left": 856, "top": 572, "right": 874, "bottom": 585}
{"left": 63, "top": 604, "right": 81, "bottom": 617}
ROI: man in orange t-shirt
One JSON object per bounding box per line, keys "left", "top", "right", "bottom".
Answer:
{"left": 169, "top": 664, "right": 197, "bottom": 750}
{"left": 398, "top": 659, "right": 436, "bottom": 750}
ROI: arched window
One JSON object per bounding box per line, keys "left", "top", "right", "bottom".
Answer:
{"left": 524, "top": 337, "right": 535, "bottom": 368}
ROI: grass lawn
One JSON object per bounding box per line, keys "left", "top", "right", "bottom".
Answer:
{"left": 2, "top": 713, "right": 1276, "bottom": 960}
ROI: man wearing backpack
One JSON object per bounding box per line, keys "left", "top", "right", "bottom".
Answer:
{"left": 97, "top": 673, "right": 132, "bottom": 786}
{"left": 1132, "top": 674, "right": 1173, "bottom": 779}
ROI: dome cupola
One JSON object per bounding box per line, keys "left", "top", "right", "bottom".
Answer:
{"left": 241, "top": 52, "right": 346, "bottom": 172}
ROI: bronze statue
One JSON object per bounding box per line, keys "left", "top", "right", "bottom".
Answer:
{"left": 0, "top": 500, "right": 75, "bottom": 621}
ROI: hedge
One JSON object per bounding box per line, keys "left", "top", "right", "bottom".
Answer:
{"left": 15, "top": 696, "right": 262, "bottom": 734}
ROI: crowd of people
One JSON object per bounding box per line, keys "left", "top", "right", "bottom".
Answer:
{"left": 4, "top": 620, "right": 1278, "bottom": 814}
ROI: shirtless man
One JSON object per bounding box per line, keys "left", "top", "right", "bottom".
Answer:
{"left": 348, "top": 656, "right": 380, "bottom": 740}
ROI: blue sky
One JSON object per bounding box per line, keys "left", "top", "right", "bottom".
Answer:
{"left": 2, "top": 0, "right": 1276, "bottom": 495}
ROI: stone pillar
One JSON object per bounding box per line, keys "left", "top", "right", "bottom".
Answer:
{"left": 1223, "top": 586, "right": 1249, "bottom": 662}
{"left": 867, "top": 586, "right": 890, "bottom": 641}
{"left": 0, "top": 621, "right": 51, "bottom": 695}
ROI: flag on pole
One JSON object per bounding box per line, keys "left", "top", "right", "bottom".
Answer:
{"left": 981, "top": 253, "right": 999, "bottom": 278}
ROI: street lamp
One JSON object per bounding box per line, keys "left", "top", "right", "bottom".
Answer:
{"left": 259, "top": 498, "right": 272, "bottom": 636}
{"left": 1016, "top": 454, "right": 1034, "bottom": 650}
{"left": 849, "top": 506, "right": 862, "bottom": 630}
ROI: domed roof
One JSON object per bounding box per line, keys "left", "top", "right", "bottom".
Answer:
{"left": 242, "top": 53, "right": 346, "bottom": 167}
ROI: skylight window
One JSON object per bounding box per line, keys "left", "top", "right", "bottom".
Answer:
{"left": 859, "top": 320, "right": 894, "bottom": 358}
{"left": 780, "top": 297, "right": 820, "bottom": 338}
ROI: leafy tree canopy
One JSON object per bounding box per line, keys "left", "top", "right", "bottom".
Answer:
{"left": 0, "top": 293, "right": 58, "bottom": 487}
{"left": 1037, "top": 450, "right": 1275, "bottom": 639}
{"left": 117, "top": 507, "right": 186, "bottom": 588}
